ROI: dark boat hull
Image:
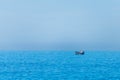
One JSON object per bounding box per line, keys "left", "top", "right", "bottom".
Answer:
{"left": 75, "top": 51, "right": 84, "bottom": 55}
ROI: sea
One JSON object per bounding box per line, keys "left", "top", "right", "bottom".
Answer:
{"left": 0, "top": 51, "right": 120, "bottom": 80}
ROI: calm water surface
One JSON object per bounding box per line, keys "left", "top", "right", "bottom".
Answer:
{"left": 0, "top": 51, "right": 120, "bottom": 80}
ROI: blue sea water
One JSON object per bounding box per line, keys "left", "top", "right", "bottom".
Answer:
{"left": 0, "top": 51, "right": 120, "bottom": 80}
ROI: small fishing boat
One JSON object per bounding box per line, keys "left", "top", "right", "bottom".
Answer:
{"left": 75, "top": 50, "right": 85, "bottom": 55}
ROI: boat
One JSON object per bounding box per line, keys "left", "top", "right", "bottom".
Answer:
{"left": 75, "top": 50, "right": 85, "bottom": 55}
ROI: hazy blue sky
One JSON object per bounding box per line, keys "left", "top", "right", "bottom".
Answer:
{"left": 0, "top": 0, "right": 120, "bottom": 50}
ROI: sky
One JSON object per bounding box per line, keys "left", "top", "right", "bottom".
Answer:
{"left": 0, "top": 0, "right": 120, "bottom": 50}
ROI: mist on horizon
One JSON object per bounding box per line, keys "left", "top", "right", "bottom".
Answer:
{"left": 0, "top": 0, "right": 120, "bottom": 50}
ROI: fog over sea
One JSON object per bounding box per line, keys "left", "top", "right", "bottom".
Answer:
{"left": 0, "top": 51, "right": 120, "bottom": 80}
{"left": 0, "top": 0, "right": 120, "bottom": 80}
